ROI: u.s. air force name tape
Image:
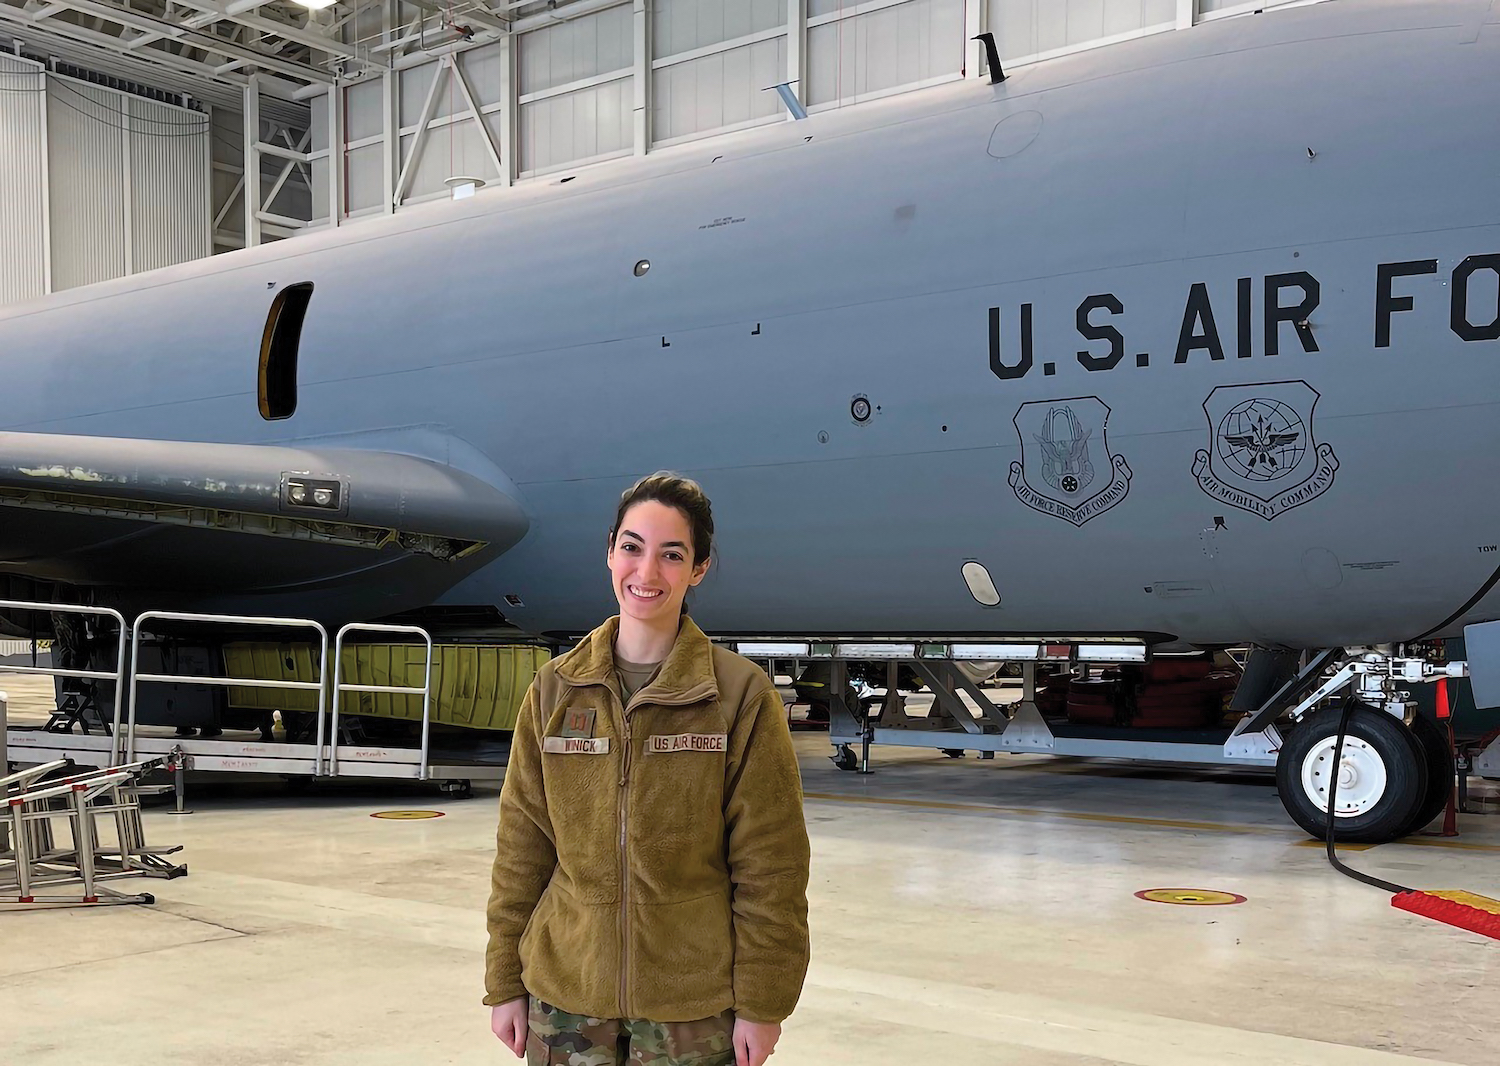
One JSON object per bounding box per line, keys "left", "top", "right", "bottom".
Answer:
{"left": 647, "top": 733, "right": 727, "bottom": 754}
{"left": 542, "top": 736, "right": 610, "bottom": 754}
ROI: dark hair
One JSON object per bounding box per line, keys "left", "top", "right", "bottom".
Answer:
{"left": 610, "top": 471, "right": 715, "bottom": 568}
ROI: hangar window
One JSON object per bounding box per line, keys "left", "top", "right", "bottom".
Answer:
{"left": 258, "top": 282, "right": 313, "bottom": 420}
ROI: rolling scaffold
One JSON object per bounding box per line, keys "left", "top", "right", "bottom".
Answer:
{"left": 3, "top": 602, "right": 505, "bottom": 805}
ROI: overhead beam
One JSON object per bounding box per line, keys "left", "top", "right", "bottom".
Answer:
{"left": 402, "top": 0, "right": 511, "bottom": 35}
{"left": 167, "top": 0, "right": 370, "bottom": 63}
{"left": 184, "top": 0, "right": 276, "bottom": 27}
{"left": 0, "top": 5, "right": 309, "bottom": 117}
{"left": 30, "top": 0, "right": 336, "bottom": 82}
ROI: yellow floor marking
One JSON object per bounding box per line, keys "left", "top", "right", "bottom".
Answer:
{"left": 1136, "top": 888, "right": 1246, "bottom": 905}
{"left": 1292, "top": 839, "right": 1379, "bottom": 852}
{"left": 804, "top": 791, "right": 1500, "bottom": 851}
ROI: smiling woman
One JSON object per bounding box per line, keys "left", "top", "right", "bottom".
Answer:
{"left": 484, "top": 472, "right": 812, "bottom": 1066}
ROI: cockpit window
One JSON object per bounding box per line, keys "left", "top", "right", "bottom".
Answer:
{"left": 258, "top": 282, "right": 313, "bottom": 420}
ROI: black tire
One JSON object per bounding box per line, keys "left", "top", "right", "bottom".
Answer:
{"left": 942, "top": 748, "right": 966, "bottom": 759}
{"left": 831, "top": 745, "right": 858, "bottom": 771}
{"left": 1276, "top": 704, "right": 1428, "bottom": 844}
{"left": 1400, "top": 713, "right": 1455, "bottom": 836}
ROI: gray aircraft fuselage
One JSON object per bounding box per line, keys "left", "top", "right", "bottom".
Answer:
{"left": 2, "top": 0, "right": 1498, "bottom": 648}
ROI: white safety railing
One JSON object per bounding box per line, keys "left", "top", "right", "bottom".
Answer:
{"left": 127, "top": 612, "right": 330, "bottom": 772}
{"left": 0, "top": 600, "right": 129, "bottom": 761}
{"left": 330, "top": 623, "right": 434, "bottom": 779}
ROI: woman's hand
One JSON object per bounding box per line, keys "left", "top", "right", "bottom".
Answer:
{"left": 490, "top": 997, "right": 529, "bottom": 1058}
{"left": 733, "top": 1018, "right": 781, "bottom": 1066}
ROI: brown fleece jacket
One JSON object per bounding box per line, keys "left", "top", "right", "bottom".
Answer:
{"left": 484, "top": 615, "right": 811, "bottom": 1024}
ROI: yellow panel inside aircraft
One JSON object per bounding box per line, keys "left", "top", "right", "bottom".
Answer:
{"left": 223, "top": 642, "right": 548, "bottom": 731}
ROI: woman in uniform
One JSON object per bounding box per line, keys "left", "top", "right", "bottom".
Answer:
{"left": 485, "top": 473, "right": 811, "bottom": 1066}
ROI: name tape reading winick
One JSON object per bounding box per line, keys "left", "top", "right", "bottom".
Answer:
{"left": 542, "top": 736, "right": 611, "bottom": 755}
{"left": 648, "top": 733, "right": 727, "bottom": 754}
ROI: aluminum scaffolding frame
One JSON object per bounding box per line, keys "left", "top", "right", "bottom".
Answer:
{"left": 2, "top": 756, "right": 185, "bottom": 906}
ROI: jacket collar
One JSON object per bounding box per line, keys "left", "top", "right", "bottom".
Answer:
{"left": 554, "top": 615, "right": 719, "bottom": 707}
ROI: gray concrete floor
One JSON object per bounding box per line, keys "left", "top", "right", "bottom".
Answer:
{"left": 3, "top": 672, "right": 1498, "bottom": 1065}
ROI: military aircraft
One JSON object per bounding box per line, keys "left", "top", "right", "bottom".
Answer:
{"left": 2, "top": 0, "right": 1497, "bottom": 842}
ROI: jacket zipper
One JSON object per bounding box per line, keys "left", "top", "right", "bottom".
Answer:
{"left": 616, "top": 689, "right": 633, "bottom": 1018}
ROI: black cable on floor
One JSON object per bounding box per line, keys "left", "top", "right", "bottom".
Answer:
{"left": 1324, "top": 700, "right": 1413, "bottom": 894}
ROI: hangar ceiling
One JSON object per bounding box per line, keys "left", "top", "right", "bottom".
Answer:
{"left": 0, "top": 0, "right": 567, "bottom": 121}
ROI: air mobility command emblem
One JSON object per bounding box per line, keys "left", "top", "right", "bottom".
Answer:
{"left": 1193, "top": 380, "right": 1338, "bottom": 520}
{"left": 1009, "top": 397, "right": 1132, "bottom": 526}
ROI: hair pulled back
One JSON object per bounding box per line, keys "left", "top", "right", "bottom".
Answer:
{"left": 610, "top": 472, "right": 715, "bottom": 568}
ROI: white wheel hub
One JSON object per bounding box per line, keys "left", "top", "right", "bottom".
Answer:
{"left": 1301, "top": 736, "right": 1388, "bottom": 817}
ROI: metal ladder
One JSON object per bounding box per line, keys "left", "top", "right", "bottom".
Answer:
{"left": 2, "top": 757, "right": 187, "bottom": 906}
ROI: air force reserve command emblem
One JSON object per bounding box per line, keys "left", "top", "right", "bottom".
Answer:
{"left": 1008, "top": 397, "right": 1132, "bottom": 526}
{"left": 1193, "top": 381, "right": 1338, "bottom": 520}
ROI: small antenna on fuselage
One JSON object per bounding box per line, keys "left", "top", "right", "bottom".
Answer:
{"left": 972, "top": 33, "right": 1006, "bottom": 85}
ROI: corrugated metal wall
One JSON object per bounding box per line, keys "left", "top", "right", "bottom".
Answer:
{"left": 129, "top": 97, "right": 211, "bottom": 273}
{"left": 0, "top": 56, "right": 47, "bottom": 305}
{"left": 48, "top": 80, "right": 129, "bottom": 292}
{"left": 0, "top": 72, "right": 213, "bottom": 302}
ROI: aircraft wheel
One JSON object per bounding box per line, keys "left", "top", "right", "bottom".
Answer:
{"left": 831, "top": 745, "right": 858, "bottom": 772}
{"left": 1276, "top": 704, "right": 1428, "bottom": 844}
{"left": 1399, "top": 713, "right": 1455, "bottom": 836}
{"left": 942, "top": 748, "right": 966, "bottom": 759}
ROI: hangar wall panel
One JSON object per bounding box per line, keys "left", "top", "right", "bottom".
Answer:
{"left": 129, "top": 98, "right": 211, "bottom": 273}
{"left": 346, "top": 79, "right": 384, "bottom": 142}
{"left": 808, "top": 0, "right": 965, "bottom": 110}
{"left": 519, "top": 77, "right": 632, "bottom": 175}
{"left": 518, "top": 5, "right": 633, "bottom": 176}
{"left": 343, "top": 79, "right": 386, "bottom": 216}
{"left": 48, "top": 81, "right": 128, "bottom": 292}
{"left": 653, "top": 36, "right": 788, "bottom": 145}
{"left": 987, "top": 0, "right": 1176, "bottom": 62}
{"left": 653, "top": 0, "right": 786, "bottom": 57}
{"left": 0, "top": 56, "right": 47, "bottom": 305}
{"left": 404, "top": 118, "right": 503, "bottom": 199}
{"left": 211, "top": 106, "right": 245, "bottom": 250}
{"left": 462, "top": 44, "right": 509, "bottom": 108}
{"left": 520, "top": 5, "right": 632, "bottom": 95}
{"left": 1200, "top": 0, "right": 1306, "bottom": 16}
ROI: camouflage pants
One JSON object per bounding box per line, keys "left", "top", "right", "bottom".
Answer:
{"left": 527, "top": 996, "right": 735, "bottom": 1066}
